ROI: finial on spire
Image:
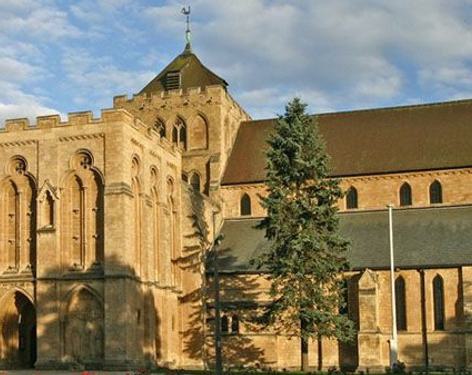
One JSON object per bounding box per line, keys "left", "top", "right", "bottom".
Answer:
{"left": 181, "top": 6, "right": 192, "bottom": 53}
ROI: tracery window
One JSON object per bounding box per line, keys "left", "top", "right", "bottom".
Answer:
{"left": 240, "top": 193, "right": 251, "bottom": 216}
{"left": 62, "top": 151, "right": 104, "bottom": 270}
{"left": 346, "top": 186, "right": 358, "bottom": 209}
{"left": 2, "top": 157, "right": 36, "bottom": 272}
{"left": 399, "top": 183, "right": 412, "bottom": 207}
{"left": 172, "top": 118, "right": 187, "bottom": 150}
{"left": 430, "top": 180, "right": 443, "bottom": 204}
{"left": 433, "top": 275, "right": 445, "bottom": 330}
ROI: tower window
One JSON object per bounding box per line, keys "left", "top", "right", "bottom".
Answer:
{"left": 433, "top": 275, "right": 445, "bottom": 330}
{"left": 240, "top": 194, "right": 251, "bottom": 216}
{"left": 430, "top": 180, "right": 443, "bottom": 204}
{"left": 399, "top": 183, "right": 412, "bottom": 207}
{"left": 165, "top": 71, "right": 181, "bottom": 90}
{"left": 346, "top": 187, "right": 358, "bottom": 209}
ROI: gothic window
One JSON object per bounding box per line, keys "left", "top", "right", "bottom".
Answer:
{"left": 240, "top": 193, "right": 251, "bottom": 216}
{"left": 62, "top": 151, "right": 103, "bottom": 270}
{"left": 2, "top": 157, "right": 36, "bottom": 272}
{"left": 346, "top": 186, "right": 358, "bottom": 209}
{"left": 172, "top": 118, "right": 187, "bottom": 150}
{"left": 221, "top": 315, "right": 229, "bottom": 333}
{"left": 154, "top": 118, "right": 166, "bottom": 138}
{"left": 231, "top": 314, "right": 239, "bottom": 334}
{"left": 430, "top": 180, "right": 443, "bottom": 204}
{"left": 190, "top": 173, "right": 201, "bottom": 192}
{"left": 399, "top": 183, "right": 412, "bottom": 207}
{"left": 433, "top": 275, "right": 445, "bottom": 330}
{"left": 395, "top": 276, "right": 407, "bottom": 331}
{"left": 132, "top": 158, "right": 141, "bottom": 275}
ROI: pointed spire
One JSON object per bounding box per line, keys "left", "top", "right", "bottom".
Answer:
{"left": 181, "top": 6, "right": 192, "bottom": 54}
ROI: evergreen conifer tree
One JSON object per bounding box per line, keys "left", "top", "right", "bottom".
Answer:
{"left": 255, "top": 98, "right": 355, "bottom": 371}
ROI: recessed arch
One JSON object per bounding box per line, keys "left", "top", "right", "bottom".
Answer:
{"left": 189, "top": 113, "right": 208, "bottom": 150}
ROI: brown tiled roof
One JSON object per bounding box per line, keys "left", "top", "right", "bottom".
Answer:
{"left": 139, "top": 49, "right": 227, "bottom": 94}
{"left": 221, "top": 99, "right": 472, "bottom": 185}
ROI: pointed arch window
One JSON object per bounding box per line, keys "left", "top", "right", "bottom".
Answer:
{"left": 399, "top": 183, "right": 412, "bottom": 207}
{"left": 395, "top": 276, "right": 407, "bottom": 331}
{"left": 433, "top": 275, "right": 445, "bottom": 330}
{"left": 430, "top": 180, "right": 442, "bottom": 204}
{"left": 190, "top": 173, "right": 200, "bottom": 192}
{"left": 172, "top": 118, "right": 187, "bottom": 150}
{"left": 240, "top": 193, "right": 251, "bottom": 216}
{"left": 346, "top": 187, "right": 358, "bottom": 209}
{"left": 231, "top": 314, "right": 239, "bottom": 334}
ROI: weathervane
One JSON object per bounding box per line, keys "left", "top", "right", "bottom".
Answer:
{"left": 181, "top": 6, "right": 191, "bottom": 51}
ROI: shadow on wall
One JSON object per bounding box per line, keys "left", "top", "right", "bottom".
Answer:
{"left": 0, "top": 254, "right": 161, "bottom": 371}
{"left": 179, "top": 187, "right": 267, "bottom": 369}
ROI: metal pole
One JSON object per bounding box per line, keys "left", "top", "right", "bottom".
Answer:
{"left": 388, "top": 204, "right": 398, "bottom": 368}
{"left": 213, "top": 235, "right": 223, "bottom": 375}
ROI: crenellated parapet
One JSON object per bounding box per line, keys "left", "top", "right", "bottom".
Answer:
{"left": 1, "top": 108, "right": 178, "bottom": 155}
{"left": 113, "top": 84, "right": 249, "bottom": 120}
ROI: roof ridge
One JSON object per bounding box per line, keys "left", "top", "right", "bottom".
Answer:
{"left": 242, "top": 98, "right": 472, "bottom": 125}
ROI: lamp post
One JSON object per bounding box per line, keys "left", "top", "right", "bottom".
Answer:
{"left": 388, "top": 204, "right": 398, "bottom": 368}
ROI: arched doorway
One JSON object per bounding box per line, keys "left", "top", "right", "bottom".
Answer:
{"left": 0, "top": 291, "right": 36, "bottom": 368}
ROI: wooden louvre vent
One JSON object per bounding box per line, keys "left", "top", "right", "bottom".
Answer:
{"left": 165, "top": 71, "right": 181, "bottom": 90}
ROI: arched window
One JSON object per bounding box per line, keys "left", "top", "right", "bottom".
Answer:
{"left": 179, "top": 121, "right": 187, "bottom": 150}
{"left": 171, "top": 118, "right": 187, "bottom": 150}
{"left": 240, "top": 193, "right": 251, "bottom": 216}
{"left": 395, "top": 276, "right": 407, "bottom": 331}
{"left": 172, "top": 126, "right": 178, "bottom": 145}
{"left": 221, "top": 315, "right": 229, "bottom": 333}
{"left": 433, "top": 275, "right": 445, "bottom": 330}
{"left": 346, "top": 187, "right": 358, "bottom": 209}
{"left": 430, "top": 180, "right": 442, "bottom": 204}
{"left": 231, "top": 314, "right": 239, "bottom": 334}
{"left": 399, "top": 183, "right": 412, "bottom": 207}
{"left": 190, "top": 173, "right": 200, "bottom": 192}
{"left": 154, "top": 118, "right": 166, "bottom": 138}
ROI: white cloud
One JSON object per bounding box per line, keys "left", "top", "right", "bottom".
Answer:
{"left": 0, "top": 82, "right": 60, "bottom": 125}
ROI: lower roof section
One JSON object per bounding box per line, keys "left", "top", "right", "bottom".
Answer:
{"left": 215, "top": 205, "right": 472, "bottom": 272}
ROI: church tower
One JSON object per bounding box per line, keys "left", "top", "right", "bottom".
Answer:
{"left": 114, "top": 40, "right": 250, "bottom": 198}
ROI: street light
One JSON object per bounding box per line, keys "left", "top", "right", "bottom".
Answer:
{"left": 388, "top": 204, "right": 398, "bottom": 368}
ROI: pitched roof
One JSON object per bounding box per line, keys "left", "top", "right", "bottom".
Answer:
{"left": 139, "top": 48, "right": 227, "bottom": 94}
{"left": 216, "top": 205, "right": 472, "bottom": 272}
{"left": 221, "top": 99, "right": 472, "bottom": 185}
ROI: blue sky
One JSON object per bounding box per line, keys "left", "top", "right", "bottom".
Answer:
{"left": 1, "top": 0, "right": 472, "bottom": 123}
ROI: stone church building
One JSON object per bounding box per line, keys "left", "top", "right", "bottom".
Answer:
{"left": 1, "top": 41, "right": 472, "bottom": 371}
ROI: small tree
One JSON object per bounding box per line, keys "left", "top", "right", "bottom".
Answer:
{"left": 254, "top": 98, "right": 355, "bottom": 371}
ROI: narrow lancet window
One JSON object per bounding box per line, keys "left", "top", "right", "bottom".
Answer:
{"left": 240, "top": 194, "right": 251, "bottom": 216}
{"left": 346, "top": 187, "right": 358, "bottom": 209}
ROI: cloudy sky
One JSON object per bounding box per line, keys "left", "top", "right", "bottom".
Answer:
{"left": 1, "top": 0, "right": 472, "bottom": 123}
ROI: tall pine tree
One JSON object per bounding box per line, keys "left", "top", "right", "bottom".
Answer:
{"left": 255, "top": 98, "right": 354, "bottom": 371}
